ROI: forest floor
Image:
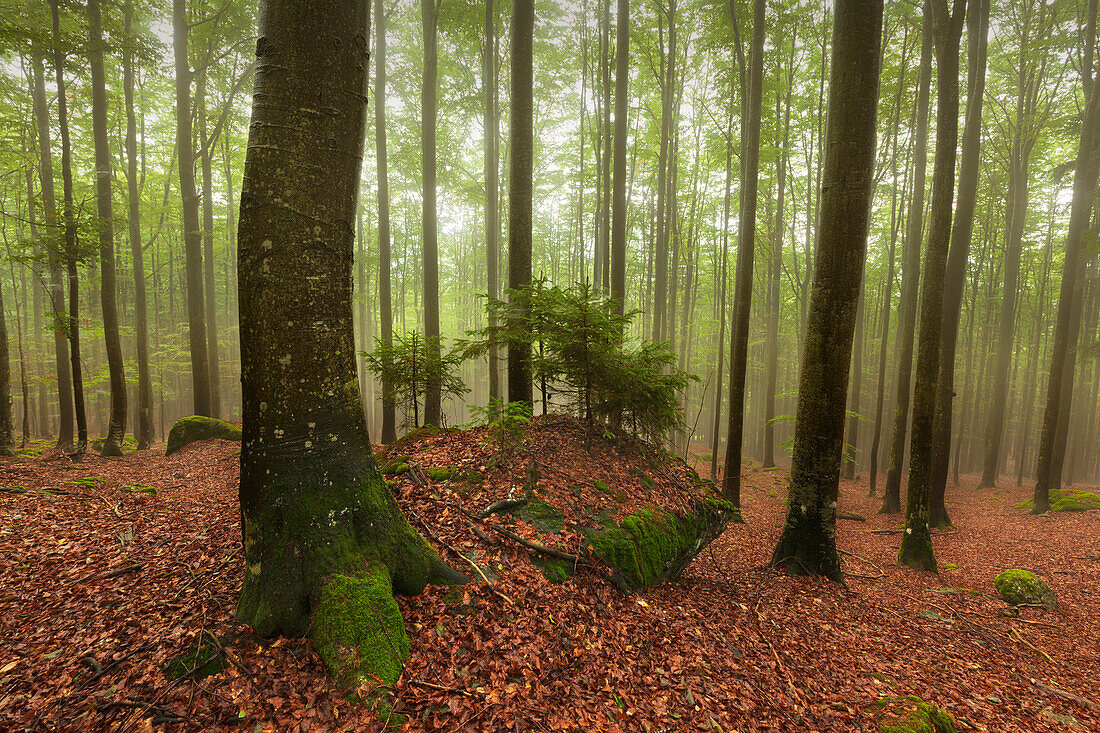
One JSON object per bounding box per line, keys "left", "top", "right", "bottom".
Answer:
{"left": 1, "top": 416, "right": 1098, "bottom": 733}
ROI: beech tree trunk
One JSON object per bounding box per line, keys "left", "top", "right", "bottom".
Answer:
{"left": 882, "top": 4, "right": 932, "bottom": 515}
{"left": 123, "top": 2, "right": 154, "bottom": 449}
{"left": 899, "top": 0, "right": 964, "bottom": 572}
{"left": 88, "top": 0, "right": 128, "bottom": 456}
{"left": 609, "top": 0, "right": 628, "bottom": 315}
{"left": 507, "top": 0, "right": 534, "bottom": 408}
{"left": 235, "top": 0, "right": 464, "bottom": 687}
{"left": 421, "top": 0, "right": 442, "bottom": 426}
{"left": 484, "top": 0, "right": 501, "bottom": 405}
{"left": 722, "top": 0, "right": 765, "bottom": 507}
{"left": 771, "top": 0, "right": 884, "bottom": 581}
{"left": 173, "top": 0, "right": 212, "bottom": 417}
{"left": 376, "top": 0, "right": 396, "bottom": 442}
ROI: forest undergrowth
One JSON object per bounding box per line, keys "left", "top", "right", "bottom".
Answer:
{"left": 1, "top": 417, "right": 1097, "bottom": 732}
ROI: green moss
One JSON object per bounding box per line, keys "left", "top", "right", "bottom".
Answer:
{"left": 593, "top": 478, "right": 627, "bottom": 503}
{"left": 585, "top": 497, "right": 738, "bottom": 589}
{"left": 1015, "top": 488, "right": 1100, "bottom": 512}
{"left": 164, "top": 640, "right": 224, "bottom": 681}
{"left": 514, "top": 498, "right": 565, "bottom": 533}
{"left": 310, "top": 567, "right": 410, "bottom": 688}
{"left": 125, "top": 483, "right": 157, "bottom": 497}
{"left": 994, "top": 569, "right": 1057, "bottom": 609}
{"left": 424, "top": 467, "right": 455, "bottom": 482}
{"left": 872, "top": 696, "right": 957, "bottom": 733}
{"left": 165, "top": 415, "right": 242, "bottom": 456}
{"left": 15, "top": 447, "right": 42, "bottom": 458}
{"left": 381, "top": 460, "right": 409, "bottom": 476}
{"left": 69, "top": 476, "right": 108, "bottom": 490}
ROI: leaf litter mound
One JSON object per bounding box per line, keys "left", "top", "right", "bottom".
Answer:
{"left": 0, "top": 417, "right": 1097, "bottom": 732}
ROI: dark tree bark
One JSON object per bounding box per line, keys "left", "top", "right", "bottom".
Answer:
{"left": 0, "top": 237, "right": 11, "bottom": 453}
{"left": 235, "top": 0, "right": 464, "bottom": 687}
{"left": 764, "top": 40, "right": 795, "bottom": 470}
{"left": 123, "top": 1, "right": 154, "bottom": 450}
{"left": 173, "top": 0, "right": 212, "bottom": 417}
{"left": 721, "top": 0, "right": 765, "bottom": 506}
{"left": 650, "top": 0, "right": 676, "bottom": 343}
{"left": 980, "top": 0, "right": 1049, "bottom": 488}
{"left": 869, "top": 19, "right": 911, "bottom": 497}
{"left": 50, "top": 0, "right": 88, "bottom": 456}
{"left": 842, "top": 280, "right": 865, "bottom": 480}
{"left": 30, "top": 54, "right": 73, "bottom": 449}
{"left": 1034, "top": 35, "right": 1100, "bottom": 510}
{"left": 928, "top": 0, "right": 988, "bottom": 527}
{"left": 882, "top": 4, "right": 932, "bottom": 515}
{"left": 507, "top": 0, "right": 534, "bottom": 408}
{"left": 421, "top": 0, "right": 442, "bottom": 426}
{"left": 771, "top": 0, "right": 884, "bottom": 581}
{"left": 198, "top": 57, "right": 222, "bottom": 419}
{"left": 609, "top": 0, "right": 628, "bottom": 315}
{"left": 709, "top": 95, "right": 734, "bottom": 482}
{"left": 898, "top": 0, "right": 965, "bottom": 573}
{"left": 88, "top": 0, "right": 128, "bottom": 456}
{"left": 376, "top": 0, "right": 396, "bottom": 442}
{"left": 484, "top": 0, "right": 501, "bottom": 404}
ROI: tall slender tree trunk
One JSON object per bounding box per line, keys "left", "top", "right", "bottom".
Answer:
{"left": 484, "top": 0, "right": 501, "bottom": 406}
{"left": 31, "top": 54, "right": 73, "bottom": 449}
{"left": 771, "top": 0, "right": 884, "bottom": 581}
{"left": 843, "top": 280, "right": 866, "bottom": 480}
{"left": 882, "top": 4, "right": 932, "bottom": 515}
{"left": 722, "top": 0, "right": 765, "bottom": 506}
{"left": 764, "top": 43, "right": 794, "bottom": 470}
{"left": 507, "top": 0, "right": 534, "bottom": 408}
{"left": 1034, "top": 0, "right": 1100, "bottom": 512}
{"left": 198, "top": 55, "right": 222, "bottom": 419}
{"left": 929, "top": 0, "right": 988, "bottom": 526}
{"left": 173, "top": 0, "right": 212, "bottom": 417}
{"left": 50, "top": 0, "right": 88, "bottom": 455}
{"left": 899, "top": 0, "right": 964, "bottom": 572}
{"left": 88, "top": 0, "right": 128, "bottom": 456}
{"left": 421, "top": 0, "right": 442, "bottom": 426}
{"left": 710, "top": 96, "right": 734, "bottom": 481}
{"left": 869, "top": 21, "right": 911, "bottom": 496}
{"left": 609, "top": 0, "right": 628, "bottom": 315}
{"left": 376, "top": 0, "right": 396, "bottom": 442}
{"left": 124, "top": 2, "right": 154, "bottom": 449}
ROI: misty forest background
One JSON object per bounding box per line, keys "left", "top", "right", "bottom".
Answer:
{"left": 0, "top": 0, "right": 1098, "bottom": 496}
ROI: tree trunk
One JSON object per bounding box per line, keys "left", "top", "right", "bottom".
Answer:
{"left": 710, "top": 96, "right": 734, "bottom": 482}
{"left": 771, "top": 0, "right": 884, "bottom": 581}
{"left": 882, "top": 4, "right": 932, "bottom": 515}
{"left": 1034, "top": 0, "right": 1100, "bottom": 512}
{"left": 50, "top": 0, "right": 88, "bottom": 456}
{"left": 123, "top": 3, "right": 154, "bottom": 449}
{"left": 235, "top": 0, "right": 464, "bottom": 688}
{"left": 721, "top": 0, "right": 765, "bottom": 507}
{"left": 927, "top": 0, "right": 988, "bottom": 527}
{"left": 198, "top": 55, "right": 222, "bottom": 420}
{"left": 842, "top": 279, "right": 865, "bottom": 480}
{"left": 899, "top": 0, "right": 964, "bottom": 572}
{"left": 30, "top": 54, "right": 73, "bottom": 449}
{"left": 609, "top": 0, "right": 628, "bottom": 315}
{"left": 88, "top": 0, "right": 128, "bottom": 456}
{"left": 484, "top": 0, "right": 501, "bottom": 406}
{"left": 376, "top": 0, "right": 396, "bottom": 442}
{"left": 421, "top": 0, "right": 442, "bottom": 426}
{"left": 173, "top": 0, "right": 212, "bottom": 417}
{"left": 507, "top": 0, "right": 534, "bottom": 408}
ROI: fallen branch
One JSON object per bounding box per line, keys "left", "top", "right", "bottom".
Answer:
{"left": 866, "top": 528, "right": 903, "bottom": 535}
{"left": 837, "top": 511, "right": 866, "bottom": 522}
{"left": 839, "top": 549, "right": 885, "bottom": 579}
{"left": 1010, "top": 626, "right": 1057, "bottom": 666}
{"left": 71, "top": 563, "right": 144, "bottom": 586}
{"left": 1022, "top": 676, "right": 1098, "bottom": 710}
{"left": 80, "top": 641, "right": 160, "bottom": 688}
{"left": 410, "top": 510, "right": 514, "bottom": 606}
{"left": 478, "top": 497, "right": 528, "bottom": 519}
{"left": 481, "top": 521, "right": 583, "bottom": 565}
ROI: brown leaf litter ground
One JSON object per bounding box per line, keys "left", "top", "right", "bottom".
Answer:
{"left": 0, "top": 415, "right": 1097, "bottom": 732}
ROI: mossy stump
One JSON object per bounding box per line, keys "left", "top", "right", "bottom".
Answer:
{"left": 165, "top": 415, "right": 242, "bottom": 456}
{"left": 868, "top": 695, "right": 957, "bottom": 733}
{"left": 994, "top": 569, "right": 1057, "bottom": 609}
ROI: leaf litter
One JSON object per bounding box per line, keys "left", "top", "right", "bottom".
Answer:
{"left": 0, "top": 416, "right": 1097, "bottom": 732}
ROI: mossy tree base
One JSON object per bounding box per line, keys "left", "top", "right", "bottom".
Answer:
{"left": 771, "top": 504, "right": 844, "bottom": 583}
{"left": 236, "top": 457, "right": 466, "bottom": 689}
{"left": 165, "top": 415, "right": 242, "bottom": 456}
{"left": 898, "top": 522, "right": 938, "bottom": 572}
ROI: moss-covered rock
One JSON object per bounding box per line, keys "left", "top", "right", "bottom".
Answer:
{"left": 584, "top": 497, "right": 738, "bottom": 590}
{"left": 870, "top": 695, "right": 957, "bottom": 733}
{"left": 593, "top": 478, "right": 627, "bottom": 502}
{"left": 513, "top": 498, "right": 565, "bottom": 533}
{"left": 165, "top": 416, "right": 242, "bottom": 456}
{"left": 310, "top": 567, "right": 410, "bottom": 688}
{"left": 1015, "top": 488, "right": 1100, "bottom": 513}
{"left": 534, "top": 556, "right": 575, "bottom": 584}
{"left": 380, "top": 457, "right": 410, "bottom": 476}
{"left": 425, "top": 467, "right": 455, "bottom": 482}
{"left": 994, "top": 569, "right": 1057, "bottom": 609}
